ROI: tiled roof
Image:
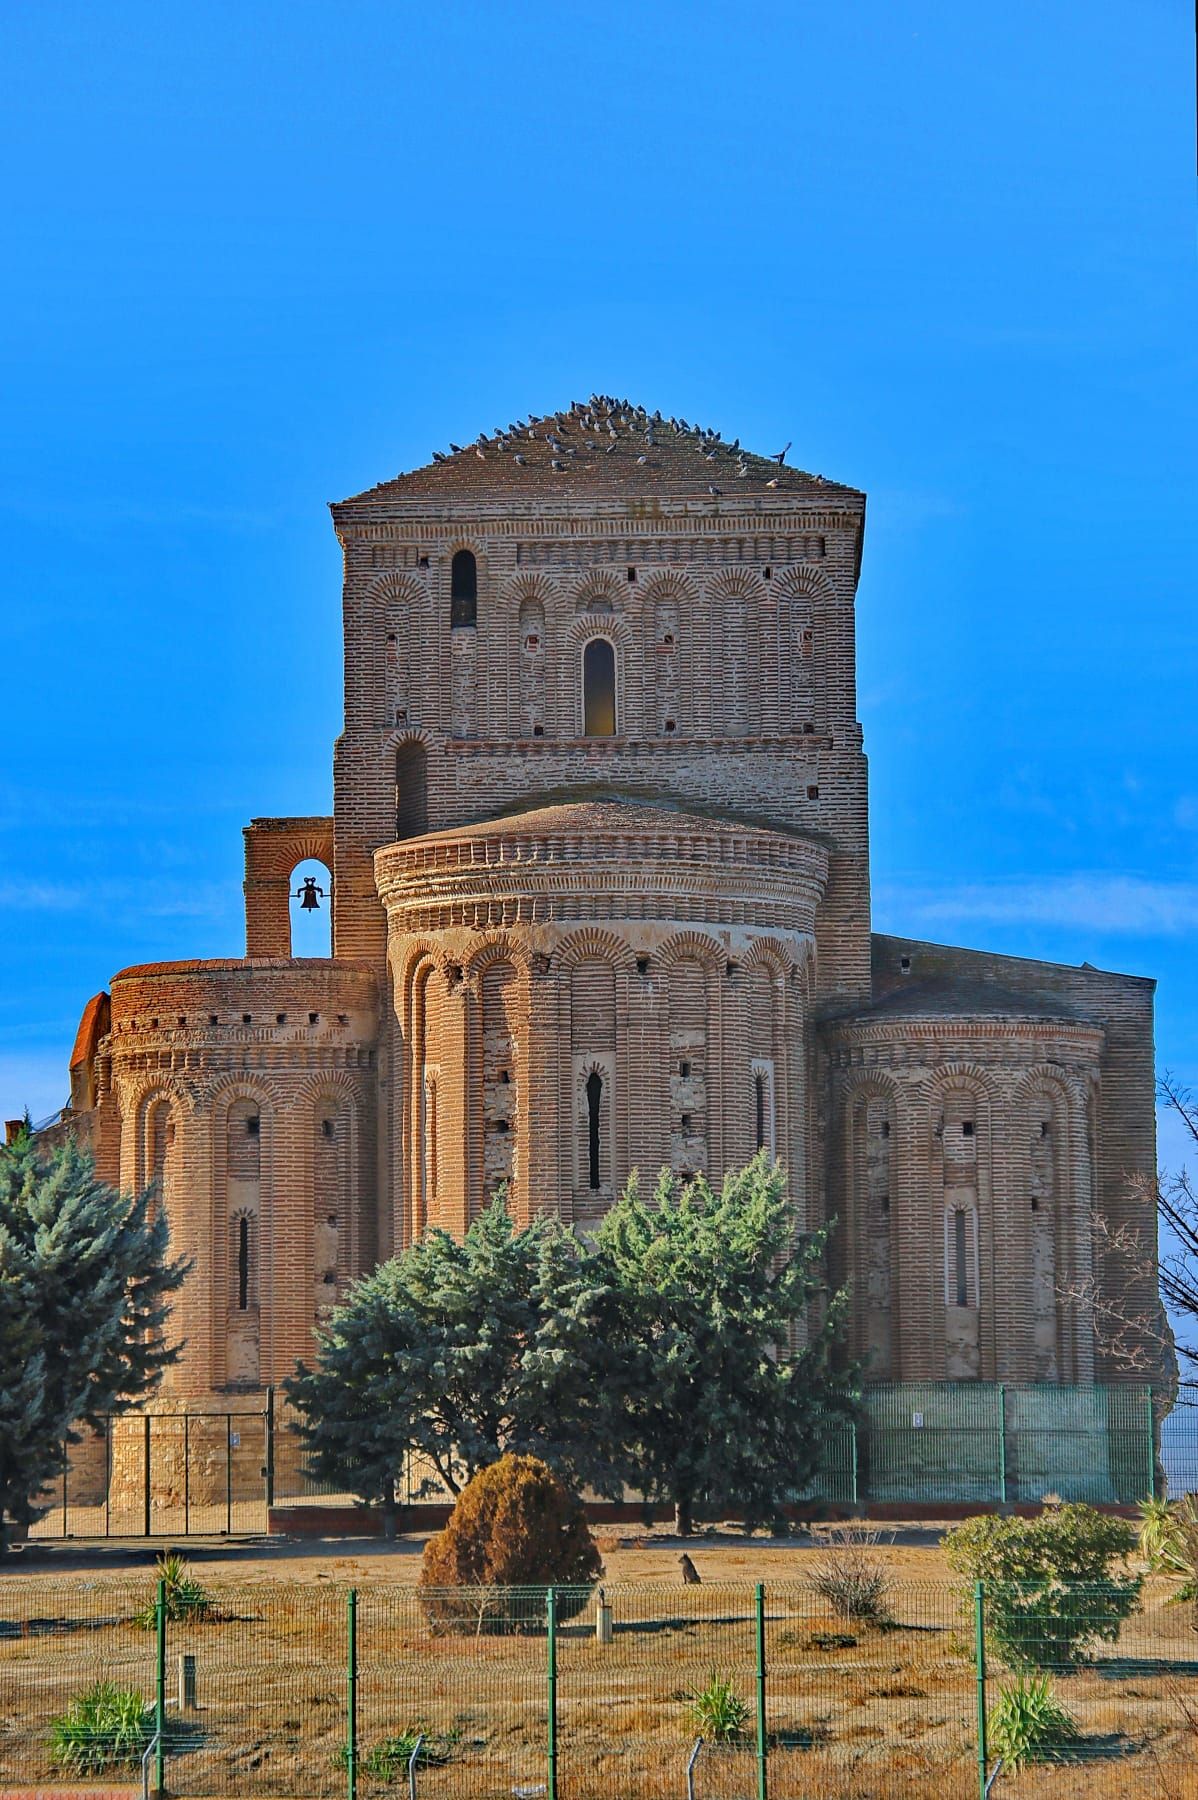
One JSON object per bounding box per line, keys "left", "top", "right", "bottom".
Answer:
{"left": 411, "top": 798, "right": 807, "bottom": 845}
{"left": 69, "top": 992, "right": 110, "bottom": 1069}
{"left": 846, "top": 977, "right": 1086, "bottom": 1025}
{"left": 337, "top": 395, "right": 861, "bottom": 506}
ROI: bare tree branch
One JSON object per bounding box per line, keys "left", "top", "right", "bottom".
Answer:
{"left": 1057, "top": 1074, "right": 1195, "bottom": 1395}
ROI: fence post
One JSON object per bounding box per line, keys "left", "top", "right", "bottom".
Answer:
{"left": 997, "top": 1384, "right": 1008, "bottom": 1508}
{"left": 974, "top": 1580, "right": 987, "bottom": 1800}
{"left": 755, "top": 1581, "right": 769, "bottom": 1800}
{"left": 346, "top": 1588, "right": 358, "bottom": 1800}
{"left": 265, "top": 1384, "right": 276, "bottom": 1511}
{"left": 1145, "top": 1388, "right": 1156, "bottom": 1502}
{"left": 547, "top": 1586, "right": 558, "bottom": 1800}
{"left": 183, "top": 1415, "right": 190, "bottom": 1537}
{"left": 850, "top": 1418, "right": 859, "bottom": 1508}
{"left": 61, "top": 1437, "right": 68, "bottom": 1536}
{"left": 144, "top": 1414, "right": 152, "bottom": 1537}
{"left": 155, "top": 1574, "right": 167, "bottom": 1796}
{"left": 225, "top": 1415, "right": 233, "bottom": 1535}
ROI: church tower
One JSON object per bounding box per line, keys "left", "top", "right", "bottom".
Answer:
{"left": 54, "top": 397, "right": 1161, "bottom": 1412}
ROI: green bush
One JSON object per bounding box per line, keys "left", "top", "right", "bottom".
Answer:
{"left": 685, "top": 1669, "right": 749, "bottom": 1741}
{"left": 48, "top": 1682, "right": 155, "bottom": 1773}
{"left": 989, "top": 1673, "right": 1079, "bottom": 1769}
{"left": 943, "top": 1503, "right": 1141, "bottom": 1669}
{"left": 1139, "top": 1494, "right": 1198, "bottom": 1603}
{"left": 134, "top": 1551, "right": 213, "bottom": 1629}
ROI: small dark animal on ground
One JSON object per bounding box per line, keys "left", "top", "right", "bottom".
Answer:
{"left": 679, "top": 1553, "right": 701, "bottom": 1585}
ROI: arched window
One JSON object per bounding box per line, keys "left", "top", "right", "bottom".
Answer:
{"left": 450, "top": 550, "right": 477, "bottom": 628}
{"left": 426, "top": 1077, "right": 439, "bottom": 1197}
{"left": 395, "top": 741, "right": 428, "bottom": 838}
{"left": 583, "top": 637, "right": 617, "bottom": 736}
{"left": 586, "top": 1070, "right": 603, "bottom": 1190}
{"left": 237, "top": 1215, "right": 250, "bottom": 1310}
{"left": 751, "top": 1058, "right": 775, "bottom": 1155}
{"left": 944, "top": 1204, "right": 977, "bottom": 1308}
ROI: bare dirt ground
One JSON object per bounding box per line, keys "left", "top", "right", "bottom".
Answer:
{"left": 7, "top": 1519, "right": 958, "bottom": 1586}
{"left": 3, "top": 1530, "right": 1196, "bottom": 1798}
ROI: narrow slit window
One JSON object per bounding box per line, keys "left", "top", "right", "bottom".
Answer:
{"left": 238, "top": 1216, "right": 250, "bottom": 1311}
{"left": 450, "top": 550, "right": 477, "bottom": 627}
{"left": 953, "top": 1208, "right": 968, "bottom": 1307}
{"left": 395, "top": 740, "right": 429, "bottom": 839}
{"left": 582, "top": 638, "right": 617, "bottom": 735}
{"left": 755, "top": 1071, "right": 766, "bottom": 1151}
{"left": 586, "top": 1070, "right": 603, "bottom": 1189}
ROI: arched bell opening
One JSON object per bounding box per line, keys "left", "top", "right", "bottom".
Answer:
{"left": 289, "top": 858, "right": 332, "bottom": 957}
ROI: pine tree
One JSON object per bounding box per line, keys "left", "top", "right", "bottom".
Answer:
{"left": 595, "top": 1153, "right": 857, "bottom": 1535}
{"left": 286, "top": 1197, "right": 618, "bottom": 1523}
{"left": 0, "top": 1134, "right": 189, "bottom": 1548}
{"left": 289, "top": 1162, "right": 855, "bottom": 1537}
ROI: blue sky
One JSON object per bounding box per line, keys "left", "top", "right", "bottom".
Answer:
{"left": 2, "top": 1, "right": 1195, "bottom": 1224}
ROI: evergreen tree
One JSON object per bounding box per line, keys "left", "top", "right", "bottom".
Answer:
{"left": 595, "top": 1153, "right": 856, "bottom": 1535}
{"left": 287, "top": 1197, "right": 619, "bottom": 1522}
{"left": 0, "top": 1134, "right": 188, "bottom": 1547}
{"left": 289, "top": 1161, "right": 854, "bottom": 1536}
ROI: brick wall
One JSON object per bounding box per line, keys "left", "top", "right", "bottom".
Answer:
{"left": 46, "top": 421, "right": 1164, "bottom": 1415}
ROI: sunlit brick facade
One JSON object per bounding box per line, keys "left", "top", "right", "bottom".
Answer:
{"left": 51, "top": 398, "right": 1163, "bottom": 1400}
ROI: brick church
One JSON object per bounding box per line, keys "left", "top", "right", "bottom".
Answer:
{"left": 54, "top": 398, "right": 1162, "bottom": 1405}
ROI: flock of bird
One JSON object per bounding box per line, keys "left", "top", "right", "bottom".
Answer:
{"left": 421, "top": 395, "right": 823, "bottom": 496}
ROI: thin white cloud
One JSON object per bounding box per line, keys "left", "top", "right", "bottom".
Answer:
{"left": 877, "top": 874, "right": 1198, "bottom": 938}
{"left": 0, "top": 879, "right": 234, "bottom": 921}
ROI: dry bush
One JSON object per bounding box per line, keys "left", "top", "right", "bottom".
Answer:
{"left": 807, "top": 1523, "right": 896, "bottom": 1625}
{"left": 418, "top": 1452, "right": 602, "bottom": 1634}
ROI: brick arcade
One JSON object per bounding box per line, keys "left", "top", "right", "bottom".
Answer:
{"left": 48, "top": 398, "right": 1165, "bottom": 1415}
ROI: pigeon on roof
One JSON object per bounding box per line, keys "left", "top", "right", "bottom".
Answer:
{"left": 337, "top": 400, "right": 862, "bottom": 506}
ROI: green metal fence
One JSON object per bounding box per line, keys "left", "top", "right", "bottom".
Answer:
{"left": 806, "top": 1383, "right": 1166, "bottom": 1509}
{"left": 2, "top": 1577, "right": 1195, "bottom": 1798}
{"left": 30, "top": 1385, "right": 1194, "bottom": 1541}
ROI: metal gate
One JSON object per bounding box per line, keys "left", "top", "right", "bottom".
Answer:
{"left": 30, "top": 1404, "right": 272, "bottom": 1540}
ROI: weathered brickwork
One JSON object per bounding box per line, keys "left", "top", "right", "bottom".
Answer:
{"left": 50, "top": 397, "right": 1163, "bottom": 1410}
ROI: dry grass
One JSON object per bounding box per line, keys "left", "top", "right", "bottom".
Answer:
{"left": 1, "top": 1567, "right": 1196, "bottom": 1799}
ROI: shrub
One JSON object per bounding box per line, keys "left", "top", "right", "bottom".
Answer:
{"left": 685, "top": 1669, "right": 749, "bottom": 1741}
{"left": 48, "top": 1682, "right": 154, "bottom": 1773}
{"left": 943, "top": 1503, "right": 1141, "bottom": 1669}
{"left": 989, "top": 1673, "right": 1079, "bottom": 1770}
{"left": 336, "top": 1727, "right": 459, "bottom": 1778}
{"left": 807, "top": 1523, "right": 895, "bottom": 1625}
{"left": 419, "top": 1453, "right": 602, "bottom": 1634}
{"left": 134, "top": 1552, "right": 213, "bottom": 1629}
{"left": 1139, "top": 1494, "right": 1198, "bottom": 1604}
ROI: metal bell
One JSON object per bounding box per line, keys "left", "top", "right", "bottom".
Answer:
{"left": 294, "top": 876, "right": 325, "bottom": 911}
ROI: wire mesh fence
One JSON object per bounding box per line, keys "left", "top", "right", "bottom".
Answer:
{"left": 977, "top": 1579, "right": 1198, "bottom": 1798}
{"left": 27, "top": 1384, "right": 1198, "bottom": 1541}
{"left": 2, "top": 1578, "right": 1196, "bottom": 1798}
